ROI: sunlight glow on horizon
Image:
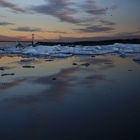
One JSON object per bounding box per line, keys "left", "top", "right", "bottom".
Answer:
{"left": 0, "top": 0, "right": 140, "bottom": 41}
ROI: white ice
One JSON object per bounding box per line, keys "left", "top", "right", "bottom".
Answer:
{"left": 0, "top": 43, "right": 140, "bottom": 58}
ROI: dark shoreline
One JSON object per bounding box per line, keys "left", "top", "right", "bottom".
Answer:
{"left": 36, "top": 39, "right": 140, "bottom": 46}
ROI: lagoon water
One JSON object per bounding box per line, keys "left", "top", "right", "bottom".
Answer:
{"left": 0, "top": 55, "right": 140, "bottom": 140}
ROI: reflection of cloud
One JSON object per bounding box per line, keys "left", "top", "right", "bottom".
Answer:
{"left": 78, "top": 58, "right": 115, "bottom": 88}
{"left": 36, "top": 67, "right": 78, "bottom": 85}
{"left": 1, "top": 58, "right": 115, "bottom": 111}
{"left": 2, "top": 67, "right": 79, "bottom": 109}
{"left": 98, "top": 64, "right": 114, "bottom": 71}
{"left": 77, "top": 57, "right": 114, "bottom": 72}
{"left": 92, "top": 58, "right": 113, "bottom": 64}
{"left": 0, "top": 79, "right": 25, "bottom": 90}
{"left": 87, "top": 75, "right": 105, "bottom": 80}
{"left": 81, "top": 74, "right": 106, "bottom": 88}
{"left": 93, "top": 58, "right": 114, "bottom": 71}
{"left": 35, "top": 67, "right": 78, "bottom": 102}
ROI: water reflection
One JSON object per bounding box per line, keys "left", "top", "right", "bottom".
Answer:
{"left": 0, "top": 79, "right": 25, "bottom": 90}
{"left": 0, "top": 55, "right": 140, "bottom": 140}
{"left": 34, "top": 67, "right": 78, "bottom": 102}
{"left": 133, "top": 60, "right": 140, "bottom": 65}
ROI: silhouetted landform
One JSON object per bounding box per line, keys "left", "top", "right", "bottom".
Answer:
{"left": 36, "top": 39, "right": 140, "bottom": 46}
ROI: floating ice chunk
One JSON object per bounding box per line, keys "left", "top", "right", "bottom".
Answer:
{"left": 23, "top": 47, "right": 38, "bottom": 54}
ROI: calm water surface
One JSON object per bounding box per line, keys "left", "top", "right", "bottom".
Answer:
{"left": 0, "top": 55, "right": 140, "bottom": 140}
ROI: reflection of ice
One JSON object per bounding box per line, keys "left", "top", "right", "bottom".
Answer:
{"left": 133, "top": 55, "right": 140, "bottom": 61}
{"left": 0, "top": 79, "right": 25, "bottom": 90}
{"left": 133, "top": 55, "right": 140, "bottom": 64}
{"left": 0, "top": 43, "right": 140, "bottom": 57}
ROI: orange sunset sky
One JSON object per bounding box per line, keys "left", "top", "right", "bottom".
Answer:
{"left": 0, "top": 0, "right": 140, "bottom": 41}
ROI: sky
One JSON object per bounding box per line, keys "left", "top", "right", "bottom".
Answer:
{"left": 0, "top": 0, "right": 140, "bottom": 41}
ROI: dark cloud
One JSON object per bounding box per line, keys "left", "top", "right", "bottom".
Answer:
{"left": 82, "top": 0, "right": 108, "bottom": 15}
{"left": 0, "top": 35, "right": 17, "bottom": 40}
{"left": 0, "top": 34, "right": 29, "bottom": 41}
{"left": 12, "top": 27, "right": 43, "bottom": 32}
{"left": 116, "top": 31, "right": 140, "bottom": 36}
{"left": 113, "top": 31, "right": 140, "bottom": 39}
{"left": 0, "top": 21, "right": 14, "bottom": 26}
{"left": 74, "top": 25, "right": 114, "bottom": 33}
{"left": 29, "top": 0, "right": 113, "bottom": 25}
{"left": 87, "top": 9, "right": 107, "bottom": 15}
{"left": 47, "top": 30, "right": 68, "bottom": 34}
{"left": 110, "top": 5, "right": 118, "bottom": 10}
{"left": 30, "top": 0, "right": 110, "bottom": 24}
{"left": 0, "top": 0, "right": 25, "bottom": 12}
{"left": 30, "top": 0, "right": 80, "bottom": 24}
{"left": 99, "top": 20, "right": 116, "bottom": 26}
{"left": 0, "top": 15, "right": 7, "bottom": 18}
{"left": 29, "top": 0, "right": 118, "bottom": 35}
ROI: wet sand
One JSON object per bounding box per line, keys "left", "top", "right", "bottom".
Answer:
{"left": 0, "top": 55, "right": 140, "bottom": 140}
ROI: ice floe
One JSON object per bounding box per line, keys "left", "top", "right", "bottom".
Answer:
{"left": 0, "top": 43, "right": 140, "bottom": 58}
